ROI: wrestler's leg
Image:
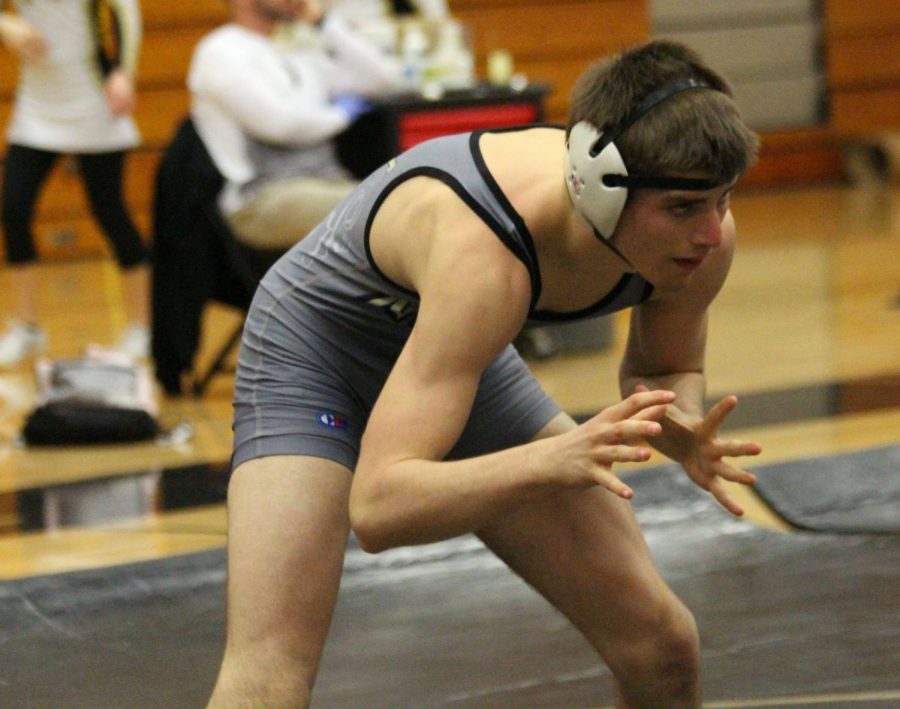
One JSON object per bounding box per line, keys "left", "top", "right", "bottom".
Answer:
{"left": 207, "top": 454, "right": 352, "bottom": 709}
{"left": 477, "top": 412, "right": 701, "bottom": 708}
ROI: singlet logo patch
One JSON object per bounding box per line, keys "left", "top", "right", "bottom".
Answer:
{"left": 316, "top": 412, "right": 351, "bottom": 430}
{"left": 367, "top": 295, "right": 417, "bottom": 324}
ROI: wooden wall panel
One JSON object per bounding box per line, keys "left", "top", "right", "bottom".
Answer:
{"left": 830, "top": 86, "right": 900, "bottom": 134}
{"left": 0, "top": 98, "right": 10, "bottom": 137}
{"left": 142, "top": 0, "right": 230, "bottom": 30}
{"left": 138, "top": 26, "right": 207, "bottom": 88}
{"left": 0, "top": 49, "right": 15, "bottom": 97}
{"left": 741, "top": 128, "right": 844, "bottom": 189}
{"left": 823, "top": 0, "right": 900, "bottom": 36}
{"left": 449, "top": 0, "right": 649, "bottom": 123}
{"left": 451, "top": 0, "right": 646, "bottom": 59}
{"left": 827, "top": 35, "right": 900, "bottom": 88}
{"left": 132, "top": 87, "right": 191, "bottom": 149}
{"left": 824, "top": 0, "right": 900, "bottom": 134}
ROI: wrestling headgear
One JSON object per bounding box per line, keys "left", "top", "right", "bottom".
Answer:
{"left": 565, "top": 77, "right": 721, "bottom": 240}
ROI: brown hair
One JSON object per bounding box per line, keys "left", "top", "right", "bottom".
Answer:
{"left": 568, "top": 40, "right": 759, "bottom": 184}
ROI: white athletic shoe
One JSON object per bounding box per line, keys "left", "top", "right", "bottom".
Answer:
{"left": 116, "top": 324, "right": 150, "bottom": 360}
{"left": 0, "top": 321, "right": 47, "bottom": 369}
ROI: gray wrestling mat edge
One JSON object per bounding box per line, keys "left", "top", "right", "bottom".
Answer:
{"left": 2, "top": 448, "right": 900, "bottom": 707}
{"left": 752, "top": 443, "right": 900, "bottom": 535}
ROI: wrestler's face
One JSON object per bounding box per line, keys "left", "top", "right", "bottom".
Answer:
{"left": 610, "top": 180, "right": 734, "bottom": 291}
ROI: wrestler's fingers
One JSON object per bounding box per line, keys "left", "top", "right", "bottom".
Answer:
{"left": 630, "top": 404, "right": 670, "bottom": 423}
{"left": 597, "top": 419, "right": 663, "bottom": 444}
{"left": 713, "top": 438, "right": 763, "bottom": 460}
{"left": 700, "top": 395, "right": 738, "bottom": 435}
{"left": 711, "top": 460, "right": 757, "bottom": 486}
{"left": 595, "top": 443, "right": 654, "bottom": 466}
{"left": 596, "top": 390, "right": 675, "bottom": 423}
{"left": 590, "top": 467, "right": 635, "bottom": 500}
{"left": 709, "top": 477, "right": 745, "bottom": 517}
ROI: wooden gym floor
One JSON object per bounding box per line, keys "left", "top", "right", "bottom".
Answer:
{"left": 0, "top": 181, "right": 898, "bottom": 707}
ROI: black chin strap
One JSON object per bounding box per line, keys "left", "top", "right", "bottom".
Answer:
{"left": 592, "top": 227, "right": 635, "bottom": 271}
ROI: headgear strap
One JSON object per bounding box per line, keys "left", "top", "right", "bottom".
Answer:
{"left": 565, "top": 77, "right": 718, "bottom": 239}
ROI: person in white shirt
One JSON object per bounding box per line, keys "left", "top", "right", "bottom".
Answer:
{"left": 188, "top": 0, "right": 401, "bottom": 251}
{"left": 0, "top": 0, "right": 150, "bottom": 367}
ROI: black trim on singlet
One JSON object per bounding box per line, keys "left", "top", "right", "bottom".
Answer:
{"left": 471, "top": 124, "right": 657, "bottom": 321}
{"left": 468, "top": 129, "right": 544, "bottom": 309}
{"left": 529, "top": 272, "right": 633, "bottom": 322}
{"left": 363, "top": 166, "right": 542, "bottom": 309}
{"left": 529, "top": 273, "right": 655, "bottom": 322}
{"left": 592, "top": 225, "right": 636, "bottom": 270}
{"left": 362, "top": 125, "right": 657, "bottom": 323}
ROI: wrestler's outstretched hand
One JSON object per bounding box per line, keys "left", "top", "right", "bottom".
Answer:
{"left": 634, "top": 385, "right": 762, "bottom": 516}
{"left": 545, "top": 389, "right": 676, "bottom": 499}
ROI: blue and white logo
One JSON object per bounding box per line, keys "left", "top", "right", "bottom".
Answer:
{"left": 316, "top": 412, "right": 351, "bottom": 430}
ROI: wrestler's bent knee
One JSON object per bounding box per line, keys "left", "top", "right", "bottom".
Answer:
{"left": 609, "top": 600, "right": 701, "bottom": 705}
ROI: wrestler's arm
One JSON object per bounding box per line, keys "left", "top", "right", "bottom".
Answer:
{"left": 619, "top": 211, "right": 761, "bottom": 515}
{"left": 351, "top": 211, "right": 671, "bottom": 552}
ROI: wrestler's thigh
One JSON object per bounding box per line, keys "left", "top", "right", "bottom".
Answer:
{"left": 476, "top": 412, "right": 680, "bottom": 658}
{"left": 224, "top": 454, "right": 352, "bottom": 676}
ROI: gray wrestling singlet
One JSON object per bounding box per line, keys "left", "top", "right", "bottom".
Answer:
{"left": 232, "top": 127, "right": 652, "bottom": 471}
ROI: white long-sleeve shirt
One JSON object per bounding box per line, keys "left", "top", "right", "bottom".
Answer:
{"left": 4, "top": 0, "right": 141, "bottom": 152}
{"left": 324, "top": 0, "right": 448, "bottom": 21}
{"left": 188, "top": 14, "right": 400, "bottom": 214}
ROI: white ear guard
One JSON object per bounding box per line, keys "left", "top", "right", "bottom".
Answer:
{"left": 565, "top": 77, "right": 718, "bottom": 240}
{"left": 564, "top": 122, "right": 627, "bottom": 239}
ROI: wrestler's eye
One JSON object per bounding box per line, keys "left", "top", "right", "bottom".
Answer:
{"left": 668, "top": 201, "right": 700, "bottom": 217}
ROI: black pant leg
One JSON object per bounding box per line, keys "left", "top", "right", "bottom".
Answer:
{"left": 77, "top": 150, "right": 147, "bottom": 268}
{"left": 1, "top": 144, "right": 59, "bottom": 264}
